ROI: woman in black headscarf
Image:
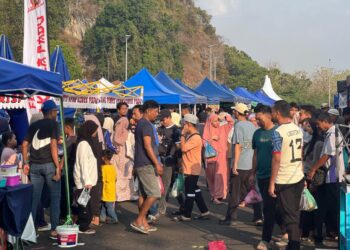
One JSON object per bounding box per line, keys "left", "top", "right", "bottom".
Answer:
{"left": 74, "top": 120, "right": 99, "bottom": 234}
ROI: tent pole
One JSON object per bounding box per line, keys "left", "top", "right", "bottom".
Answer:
{"left": 59, "top": 96, "right": 73, "bottom": 224}
{"left": 179, "top": 104, "right": 182, "bottom": 116}
{"left": 194, "top": 104, "right": 197, "bottom": 115}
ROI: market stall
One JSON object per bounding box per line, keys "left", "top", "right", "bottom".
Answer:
{"left": 0, "top": 57, "right": 63, "bottom": 248}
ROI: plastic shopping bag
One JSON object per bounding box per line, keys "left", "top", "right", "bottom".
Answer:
{"left": 171, "top": 179, "right": 179, "bottom": 198}
{"left": 133, "top": 177, "right": 139, "bottom": 193}
{"left": 171, "top": 174, "right": 185, "bottom": 198}
{"left": 77, "top": 188, "right": 91, "bottom": 207}
{"left": 204, "top": 141, "right": 217, "bottom": 159}
{"left": 244, "top": 187, "right": 263, "bottom": 205}
{"left": 158, "top": 176, "right": 165, "bottom": 195}
{"left": 208, "top": 240, "right": 227, "bottom": 250}
{"left": 300, "top": 188, "right": 318, "bottom": 211}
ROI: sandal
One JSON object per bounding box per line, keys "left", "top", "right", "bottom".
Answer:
{"left": 130, "top": 223, "right": 149, "bottom": 234}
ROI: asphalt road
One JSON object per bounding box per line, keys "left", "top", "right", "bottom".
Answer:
{"left": 26, "top": 176, "right": 338, "bottom": 250}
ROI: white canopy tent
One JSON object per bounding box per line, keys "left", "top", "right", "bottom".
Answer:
{"left": 262, "top": 75, "right": 282, "bottom": 101}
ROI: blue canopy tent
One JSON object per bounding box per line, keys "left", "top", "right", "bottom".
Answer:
{"left": 233, "top": 87, "right": 270, "bottom": 105}
{"left": 175, "top": 79, "right": 220, "bottom": 104}
{"left": 218, "top": 83, "right": 251, "bottom": 104}
{"left": 0, "top": 34, "right": 14, "bottom": 60}
{"left": 0, "top": 58, "right": 75, "bottom": 222}
{"left": 254, "top": 90, "right": 275, "bottom": 106}
{"left": 155, "top": 71, "right": 207, "bottom": 104}
{"left": 195, "top": 78, "right": 234, "bottom": 102}
{"left": 0, "top": 58, "right": 62, "bottom": 96}
{"left": 50, "top": 45, "right": 71, "bottom": 81}
{"left": 125, "top": 68, "right": 181, "bottom": 104}
{"left": 50, "top": 45, "right": 76, "bottom": 118}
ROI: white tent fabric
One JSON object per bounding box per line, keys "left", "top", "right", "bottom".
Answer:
{"left": 262, "top": 75, "right": 282, "bottom": 101}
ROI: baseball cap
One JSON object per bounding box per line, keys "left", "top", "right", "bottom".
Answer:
{"left": 158, "top": 109, "right": 171, "bottom": 120}
{"left": 41, "top": 100, "right": 57, "bottom": 113}
{"left": 328, "top": 108, "right": 339, "bottom": 116}
{"left": 183, "top": 114, "right": 198, "bottom": 125}
{"left": 320, "top": 103, "right": 329, "bottom": 109}
{"left": 231, "top": 103, "right": 249, "bottom": 114}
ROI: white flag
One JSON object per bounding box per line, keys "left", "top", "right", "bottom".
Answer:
{"left": 23, "top": 0, "right": 50, "bottom": 71}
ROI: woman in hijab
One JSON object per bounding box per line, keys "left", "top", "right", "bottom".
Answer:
{"left": 103, "top": 117, "right": 115, "bottom": 135}
{"left": 84, "top": 114, "right": 104, "bottom": 226}
{"left": 112, "top": 116, "right": 131, "bottom": 201}
{"left": 203, "top": 113, "right": 234, "bottom": 204}
{"left": 74, "top": 120, "right": 99, "bottom": 234}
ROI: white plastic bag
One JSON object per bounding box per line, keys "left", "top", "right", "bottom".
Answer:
{"left": 8, "top": 214, "right": 37, "bottom": 244}
{"left": 171, "top": 180, "right": 179, "bottom": 198}
{"left": 133, "top": 177, "right": 139, "bottom": 193}
{"left": 77, "top": 188, "right": 91, "bottom": 207}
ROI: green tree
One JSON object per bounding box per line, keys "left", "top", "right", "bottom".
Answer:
{"left": 223, "top": 45, "right": 267, "bottom": 91}
{"left": 83, "top": 0, "right": 186, "bottom": 81}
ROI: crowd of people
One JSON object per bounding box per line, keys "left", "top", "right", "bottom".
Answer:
{"left": 0, "top": 98, "right": 349, "bottom": 250}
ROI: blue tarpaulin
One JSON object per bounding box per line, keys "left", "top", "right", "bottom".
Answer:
{"left": 0, "top": 58, "right": 63, "bottom": 97}
{"left": 0, "top": 35, "right": 14, "bottom": 61}
{"left": 195, "top": 78, "right": 240, "bottom": 102}
{"left": 155, "top": 71, "right": 207, "bottom": 104}
{"left": 125, "top": 68, "right": 181, "bottom": 104}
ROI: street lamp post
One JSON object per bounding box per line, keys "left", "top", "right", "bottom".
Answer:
{"left": 125, "top": 34, "right": 131, "bottom": 81}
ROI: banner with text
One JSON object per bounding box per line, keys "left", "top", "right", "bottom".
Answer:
{"left": 23, "top": 0, "right": 50, "bottom": 70}
{"left": 23, "top": 0, "right": 50, "bottom": 117}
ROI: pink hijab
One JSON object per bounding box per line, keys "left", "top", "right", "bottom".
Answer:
{"left": 202, "top": 114, "right": 233, "bottom": 153}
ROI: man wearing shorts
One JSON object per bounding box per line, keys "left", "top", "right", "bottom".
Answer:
{"left": 131, "top": 100, "right": 163, "bottom": 234}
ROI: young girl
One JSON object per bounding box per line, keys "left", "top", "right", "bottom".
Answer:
{"left": 100, "top": 149, "right": 118, "bottom": 224}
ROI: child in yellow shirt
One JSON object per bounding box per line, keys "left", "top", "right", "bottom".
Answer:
{"left": 100, "top": 149, "right": 118, "bottom": 224}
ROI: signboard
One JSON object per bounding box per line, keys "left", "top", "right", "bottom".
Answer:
{"left": 57, "top": 94, "right": 143, "bottom": 109}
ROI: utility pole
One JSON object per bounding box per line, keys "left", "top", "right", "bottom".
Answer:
{"left": 328, "top": 58, "right": 332, "bottom": 107}
{"left": 208, "top": 44, "right": 217, "bottom": 80}
{"left": 213, "top": 57, "right": 217, "bottom": 81}
{"left": 125, "top": 34, "right": 131, "bottom": 81}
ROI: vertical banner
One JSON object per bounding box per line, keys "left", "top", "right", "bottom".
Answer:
{"left": 23, "top": 0, "right": 50, "bottom": 70}
{"left": 23, "top": 0, "right": 50, "bottom": 118}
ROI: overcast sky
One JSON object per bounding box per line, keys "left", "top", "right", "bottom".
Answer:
{"left": 195, "top": 0, "right": 350, "bottom": 74}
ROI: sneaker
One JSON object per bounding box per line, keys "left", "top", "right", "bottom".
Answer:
{"left": 79, "top": 229, "right": 96, "bottom": 235}
{"left": 254, "top": 219, "right": 264, "bottom": 227}
{"left": 38, "top": 223, "right": 51, "bottom": 232}
{"left": 256, "top": 240, "right": 269, "bottom": 250}
{"left": 194, "top": 211, "right": 210, "bottom": 220}
{"left": 147, "top": 226, "right": 158, "bottom": 232}
{"left": 180, "top": 215, "right": 191, "bottom": 221}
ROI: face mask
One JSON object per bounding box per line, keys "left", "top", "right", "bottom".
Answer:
{"left": 303, "top": 129, "right": 312, "bottom": 143}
